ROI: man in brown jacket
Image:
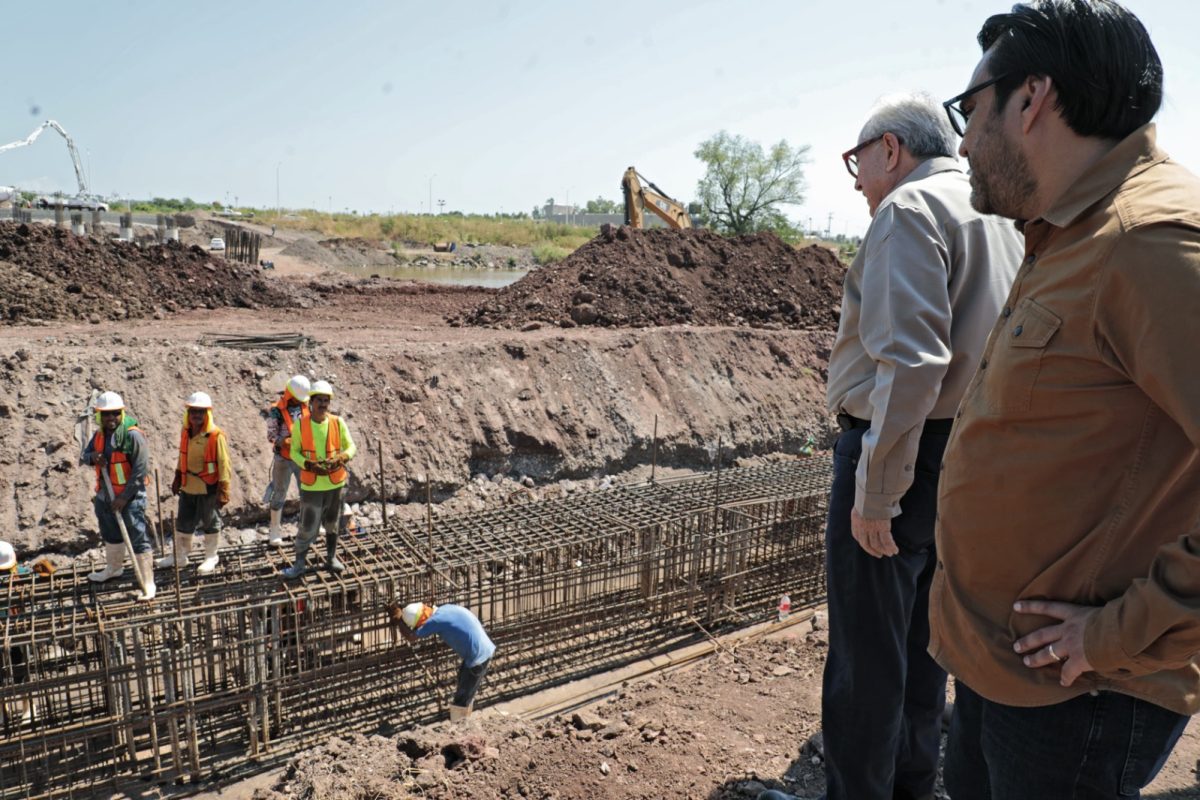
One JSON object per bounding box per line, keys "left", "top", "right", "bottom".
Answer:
{"left": 934, "top": 2, "right": 1200, "bottom": 797}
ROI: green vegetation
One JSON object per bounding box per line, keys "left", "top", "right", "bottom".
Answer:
{"left": 531, "top": 242, "right": 572, "bottom": 264}
{"left": 694, "top": 131, "right": 810, "bottom": 239}
{"left": 261, "top": 210, "right": 596, "bottom": 253}
{"left": 128, "top": 197, "right": 209, "bottom": 213}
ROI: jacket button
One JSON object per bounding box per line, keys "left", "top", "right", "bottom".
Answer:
{"left": 1002, "top": 306, "right": 1012, "bottom": 318}
{"left": 1013, "top": 325, "right": 1024, "bottom": 337}
{"left": 1026, "top": 254, "right": 1037, "bottom": 265}
{"left": 980, "top": 359, "right": 988, "bottom": 369}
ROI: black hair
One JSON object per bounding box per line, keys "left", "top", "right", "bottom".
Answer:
{"left": 979, "top": 0, "right": 1162, "bottom": 139}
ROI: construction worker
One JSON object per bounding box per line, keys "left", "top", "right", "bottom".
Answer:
{"left": 282, "top": 380, "right": 356, "bottom": 579}
{"left": 1, "top": 540, "right": 31, "bottom": 726}
{"left": 391, "top": 601, "right": 496, "bottom": 721}
{"left": 158, "top": 392, "right": 231, "bottom": 575}
{"left": 265, "top": 375, "right": 310, "bottom": 546}
{"left": 78, "top": 391, "right": 155, "bottom": 601}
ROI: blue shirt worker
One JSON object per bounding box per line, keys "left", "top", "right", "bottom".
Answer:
{"left": 394, "top": 602, "right": 496, "bottom": 721}
{"left": 78, "top": 391, "right": 155, "bottom": 601}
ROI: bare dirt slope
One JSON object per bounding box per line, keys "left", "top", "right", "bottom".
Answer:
{"left": 0, "top": 281, "right": 833, "bottom": 557}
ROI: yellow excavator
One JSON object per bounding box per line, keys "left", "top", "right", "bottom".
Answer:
{"left": 621, "top": 166, "right": 693, "bottom": 229}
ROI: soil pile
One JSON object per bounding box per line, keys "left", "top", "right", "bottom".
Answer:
{"left": 0, "top": 222, "right": 301, "bottom": 323}
{"left": 453, "top": 226, "right": 845, "bottom": 330}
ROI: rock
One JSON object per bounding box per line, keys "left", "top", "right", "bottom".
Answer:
{"left": 569, "top": 303, "right": 598, "bottom": 325}
{"left": 413, "top": 770, "right": 439, "bottom": 790}
{"left": 804, "top": 731, "right": 825, "bottom": 757}
{"left": 599, "top": 721, "right": 628, "bottom": 739}
{"left": 771, "top": 666, "right": 795, "bottom": 677}
{"left": 521, "top": 476, "right": 535, "bottom": 488}
{"left": 599, "top": 761, "right": 610, "bottom": 776}
{"left": 573, "top": 728, "right": 594, "bottom": 741}
{"left": 641, "top": 729, "right": 660, "bottom": 742}
{"left": 738, "top": 781, "right": 768, "bottom": 797}
{"left": 520, "top": 321, "right": 543, "bottom": 332}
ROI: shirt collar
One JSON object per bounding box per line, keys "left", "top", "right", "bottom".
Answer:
{"left": 1039, "top": 123, "right": 1168, "bottom": 228}
{"left": 895, "top": 155, "right": 963, "bottom": 191}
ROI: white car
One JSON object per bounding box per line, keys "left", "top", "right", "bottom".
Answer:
{"left": 65, "top": 197, "right": 109, "bottom": 212}
{"left": 209, "top": 237, "right": 226, "bottom": 251}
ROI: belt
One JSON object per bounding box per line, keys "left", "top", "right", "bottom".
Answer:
{"left": 836, "top": 413, "right": 954, "bottom": 435}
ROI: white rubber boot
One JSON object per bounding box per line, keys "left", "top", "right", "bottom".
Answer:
{"left": 268, "top": 508, "right": 284, "bottom": 546}
{"left": 156, "top": 532, "right": 193, "bottom": 569}
{"left": 134, "top": 552, "right": 156, "bottom": 601}
{"left": 197, "top": 533, "right": 220, "bottom": 575}
{"left": 88, "top": 543, "right": 125, "bottom": 582}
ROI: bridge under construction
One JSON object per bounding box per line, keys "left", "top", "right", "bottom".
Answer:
{"left": 0, "top": 458, "right": 831, "bottom": 799}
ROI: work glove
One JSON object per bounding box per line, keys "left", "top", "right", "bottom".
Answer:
{"left": 304, "top": 460, "right": 329, "bottom": 476}
{"left": 218, "top": 483, "right": 231, "bottom": 507}
{"left": 170, "top": 471, "right": 182, "bottom": 496}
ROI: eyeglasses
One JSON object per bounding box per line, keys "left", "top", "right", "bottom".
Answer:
{"left": 840, "top": 135, "right": 884, "bottom": 178}
{"left": 942, "top": 73, "right": 1013, "bottom": 137}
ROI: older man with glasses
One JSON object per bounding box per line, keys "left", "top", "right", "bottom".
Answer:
{"left": 761, "top": 93, "right": 1022, "bottom": 800}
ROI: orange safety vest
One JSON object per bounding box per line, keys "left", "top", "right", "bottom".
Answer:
{"left": 177, "top": 424, "right": 223, "bottom": 485}
{"left": 299, "top": 410, "right": 347, "bottom": 486}
{"left": 271, "top": 394, "right": 304, "bottom": 459}
{"left": 92, "top": 428, "right": 143, "bottom": 496}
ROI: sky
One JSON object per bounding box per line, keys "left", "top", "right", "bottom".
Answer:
{"left": 4, "top": 0, "right": 1197, "bottom": 237}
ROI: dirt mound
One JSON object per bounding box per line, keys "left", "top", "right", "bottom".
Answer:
{"left": 453, "top": 226, "right": 845, "bottom": 330}
{"left": 0, "top": 222, "right": 302, "bottom": 324}
{"left": 281, "top": 237, "right": 398, "bottom": 269}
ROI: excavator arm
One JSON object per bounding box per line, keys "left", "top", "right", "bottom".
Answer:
{"left": 0, "top": 120, "right": 89, "bottom": 195}
{"left": 622, "top": 166, "right": 692, "bottom": 230}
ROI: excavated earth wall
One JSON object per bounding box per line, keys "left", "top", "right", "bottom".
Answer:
{"left": 0, "top": 325, "right": 834, "bottom": 556}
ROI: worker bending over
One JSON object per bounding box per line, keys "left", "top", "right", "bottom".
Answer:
{"left": 159, "top": 392, "right": 231, "bottom": 575}
{"left": 283, "top": 380, "right": 356, "bottom": 579}
{"left": 392, "top": 601, "right": 496, "bottom": 721}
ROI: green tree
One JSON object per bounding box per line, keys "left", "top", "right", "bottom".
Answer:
{"left": 585, "top": 196, "right": 620, "bottom": 214}
{"left": 694, "top": 131, "right": 810, "bottom": 235}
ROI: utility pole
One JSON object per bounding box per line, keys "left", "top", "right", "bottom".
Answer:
{"left": 437, "top": 199, "right": 445, "bottom": 214}
{"left": 825, "top": 212, "right": 833, "bottom": 239}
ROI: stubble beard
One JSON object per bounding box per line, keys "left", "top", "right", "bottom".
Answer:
{"left": 968, "top": 117, "right": 1038, "bottom": 220}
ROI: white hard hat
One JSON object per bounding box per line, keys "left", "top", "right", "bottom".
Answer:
{"left": 287, "top": 374, "right": 311, "bottom": 402}
{"left": 310, "top": 379, "right": 334, "bottom": 398}
{"left": 401, "top": 602, "right": 427, "bottom": 629}
{"left": 95, "top": 391, "right": 125, "bottom": 412}
{"left": 185, "top": 391, "right": 213, "bottom": 409}
{"left": 0, "top": 541, "right": 14, "bottom": 570}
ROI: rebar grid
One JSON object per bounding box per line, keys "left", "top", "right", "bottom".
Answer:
{"left": 0, "top": 458, "right": 831, "bottom": 799}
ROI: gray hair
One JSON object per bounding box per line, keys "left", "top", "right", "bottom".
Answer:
{"left": 859, "top": 92, "right": 957, "bottom": 160}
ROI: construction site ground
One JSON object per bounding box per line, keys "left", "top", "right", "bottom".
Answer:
{"left": 3, "top": 217, "right": 1198, "bottom": 798}
{"left": 166, "top": 615, "right": 1199, "bottom": 800}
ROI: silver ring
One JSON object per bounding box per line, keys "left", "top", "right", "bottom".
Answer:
{"left": 1048, "top": 643, "right": 1063, "bottom": 662}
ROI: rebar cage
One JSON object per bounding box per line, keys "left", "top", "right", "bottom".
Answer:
{"left": 0, "top": 458, "right": 831, "bottom": 799}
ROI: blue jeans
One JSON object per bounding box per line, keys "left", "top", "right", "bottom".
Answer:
{"left": 93, "top": 492, "right": 152, "bottom": 554}
{"left": 946, "top": 681, "right": 1187, "bottom": 799}
{"left": 822, "top": 425, "right": 948, "bottom": 800}
{"left": 453, "top": 658, "right": 491, "bottom": 708}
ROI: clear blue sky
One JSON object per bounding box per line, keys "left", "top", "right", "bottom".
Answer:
{"left": 5, "top": 0, "right": 1196, "bottom": 236}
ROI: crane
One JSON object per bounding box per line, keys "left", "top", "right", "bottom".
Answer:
{"left": 0, "top": 120, "right": 89, "bottom": 196}
{"left": 621, "top": 166, "right": 692, "bottom": 230}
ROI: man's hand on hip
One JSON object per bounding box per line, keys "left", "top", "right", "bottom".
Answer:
{"left": 1012, "top": 599, "right": 1098, "bottom": 686}
{"left": 851, "top": 508, "right": 899, "bottom": 558}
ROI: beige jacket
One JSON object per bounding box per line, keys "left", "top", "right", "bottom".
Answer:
{"left": 827, "top": 156, "right": 1023, "bottom": 518}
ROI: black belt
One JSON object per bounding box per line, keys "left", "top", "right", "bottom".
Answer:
{"left": 836, "top": 413, "right": 953, "bottom": 435}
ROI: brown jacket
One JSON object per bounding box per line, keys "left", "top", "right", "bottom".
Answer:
{"left": 930, "top": 124, "right": 1200, "bottom": 715}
